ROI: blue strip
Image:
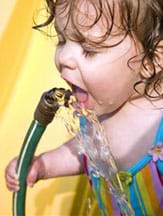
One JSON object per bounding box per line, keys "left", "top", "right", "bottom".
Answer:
{"left": 128, "top": 155, "right": 151, "bottom": 175}
{"left": 80, "top": 115, "right": 87, "bottom": 134}
{"left": 130, "top": 176, "right": 146, "bottom": 216}
{"left": 153, "top": 117, "right": 163, "bottom": 144}
{"left": 91, "top": 171, "right": 107, "bottom": 216}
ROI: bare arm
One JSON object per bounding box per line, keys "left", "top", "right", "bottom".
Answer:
{"left": 40, "top": 138, "right": 84, "bottom": 179}
{"left": 5, "top": 138, "right": 84, "bottom": 191}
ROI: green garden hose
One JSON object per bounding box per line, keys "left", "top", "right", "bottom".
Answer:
{"left": 13, "top": 88, "right": 72, "bottom": 216}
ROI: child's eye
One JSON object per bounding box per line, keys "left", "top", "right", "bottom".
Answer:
{"left": 83, "top": 50, "right": 97, "bottom": 58}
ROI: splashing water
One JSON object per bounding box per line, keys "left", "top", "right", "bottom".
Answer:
{"left": 56, "top": 97, "right": 134, "bottom": 215}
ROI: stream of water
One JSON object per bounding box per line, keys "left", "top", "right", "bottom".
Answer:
{"left": 56, "top": 97, "right": 134, "bottom": 215}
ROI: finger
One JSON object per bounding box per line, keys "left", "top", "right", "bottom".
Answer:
{"left": 5, "top": 160, "right": 18, "bottom": 179}
{"left": 5, "top": 170, "right": 19, "bottom": 181}
{"left": 27, "top": 166, "right": 39, "bottom": 187}
{"left": 6, "top": 182, "right": 20, "bottom": 192}
{"left": 6, "top": 174, "right": 19, "bottom": 186}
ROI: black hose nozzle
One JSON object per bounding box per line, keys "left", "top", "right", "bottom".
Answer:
{"left": 34, "top": 88, "right": 72, "bottom": 125}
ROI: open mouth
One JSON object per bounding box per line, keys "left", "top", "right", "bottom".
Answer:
{"left": 70, "top": 84, "right": 88, "bottom": 106}
{"left": 61, "top": 75, "right": 89, "bottom": 107}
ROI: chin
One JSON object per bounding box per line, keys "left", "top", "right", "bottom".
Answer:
{"left": 93, "top": 108, "right": 110, "bottom": 117}
{"left": 95, "top": 105, "right": 122, "bottom": 119}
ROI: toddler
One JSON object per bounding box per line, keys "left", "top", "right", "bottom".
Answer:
{"left": 5, "top": 0, "right": 163, "bottom": 215}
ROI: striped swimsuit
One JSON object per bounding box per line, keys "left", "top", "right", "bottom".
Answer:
{"left": 82, "top": 118, "right": 163, "bottom": 215}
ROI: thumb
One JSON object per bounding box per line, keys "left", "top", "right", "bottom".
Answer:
{"left": 26, "top": 162, "right": 39, "bottom": 187}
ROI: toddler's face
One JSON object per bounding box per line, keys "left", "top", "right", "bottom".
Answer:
{"left": 55, "top": 2, "right": 142, "bottom": 115}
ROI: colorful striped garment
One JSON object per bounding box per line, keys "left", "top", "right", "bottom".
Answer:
{"left": 82, "top": 118, "right": 163, "bottom": 215}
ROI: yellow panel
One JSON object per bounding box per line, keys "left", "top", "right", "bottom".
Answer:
{"left": 0, "top": 0, "right": 41, "bottom": 117}
{"left": 0, "top": 0, "right": 95, "bottom": 215}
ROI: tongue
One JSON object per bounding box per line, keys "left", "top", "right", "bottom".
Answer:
{"left": 74, "top": 86, "right": 88, "bottom": 103}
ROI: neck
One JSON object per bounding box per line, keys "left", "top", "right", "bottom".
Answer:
{"left": 99, "top": 97, "right": 163, "bottom": 170}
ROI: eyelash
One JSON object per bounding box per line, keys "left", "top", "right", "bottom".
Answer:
{"left": 57, "top": 37, "right": 97, "bottom": 58}
{"left": 83, "top": 50, "right": 97, "bottom": 58}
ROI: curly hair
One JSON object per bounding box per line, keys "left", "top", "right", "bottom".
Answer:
{"left": 33, "top": 0, "right": 163, "bottom": 99}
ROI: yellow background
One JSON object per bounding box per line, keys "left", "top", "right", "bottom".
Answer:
{"left": 0, "top": 0, "right": 100, "bottom": 215}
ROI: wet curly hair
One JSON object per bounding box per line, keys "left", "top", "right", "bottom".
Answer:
{"left": 33, "top": 0, "right": 163, "bottom": 99}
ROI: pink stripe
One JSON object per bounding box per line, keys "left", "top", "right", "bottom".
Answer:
{"left": 82, "top": 154, "right": 93, "bottom": 186}
{"left": 149, "top": 161, "right": 163, "bottom": 208}
{"left": 82, "top": 154, "right": 89, "bottom": 175}
{"left": 111, "top": 194, "right": 122, "bottom": 215}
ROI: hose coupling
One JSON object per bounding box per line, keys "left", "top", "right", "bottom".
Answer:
{"left": 34, "top": 88, "right": 72, "bottom": 125}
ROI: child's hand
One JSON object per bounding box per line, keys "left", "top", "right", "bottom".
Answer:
{"left": 5, "top": 156, "right": 45, "bottom": 192}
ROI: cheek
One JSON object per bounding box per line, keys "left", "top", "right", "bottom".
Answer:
{"left": 54, "top": 48, "right": 60, "bottom": 71}
{"left": 81, "top": 57, "right": 140, "bottom": 108}
{"left": 83, "top": 62, "right": 135, "bottom": 93}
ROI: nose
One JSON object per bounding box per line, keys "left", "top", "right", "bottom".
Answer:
{"left": 56, "top": 41, "right": 79, "bottom": 71}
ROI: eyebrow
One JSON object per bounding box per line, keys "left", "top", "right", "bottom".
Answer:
{"left": 82, "top": 43, "right": 107, "bottom": 53}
